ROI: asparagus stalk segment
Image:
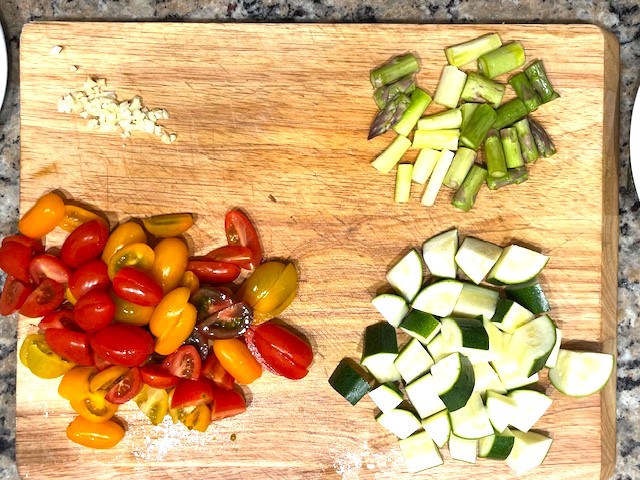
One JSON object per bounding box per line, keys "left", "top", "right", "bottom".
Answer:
{"left": 412, "top": 129, "right": 460, "bottom": 151}
{"left": 513, "top": 118, "right": 539, "bottom": 163}
{"left": 395, "top": 163, "right": 414, "bottom": 203}
{"left": 392, "top": 88, "right": 433, "bottom": 137}
{"left": 477, "top": 42, "right": 526, "bottom": 79}
{"left": 493, "top": 98, "right": 528, "bottom": 130}
{"left": 421, "top": 149, "right": 456, "bottom": 207}
{"left": 368, "top": 93, "right": 411, "bottom": 139}
{"left": 452, "top": 164, "right": 488, "bottom": 212}
{"left": 529, "top": 118, "right": 556, "bottom": 157}
{"left": 460, "top": 103, "right": 497, "bottom": 150}
{"left": 443, "top": 147, "right": 477, "bottom": 190}
{"left": 371, "top": 135, "right": 412, "bottom": 174}
{"left": 460, "top": 103, "right": 480, "bottom": 130}
{"left": 434, "top": 65, "right": 468, "bottom": 109}
{"left": 370, "top": 53, "right": 420, "bottom": 88}
{"left": 373, "top": 75, "right": 417, "bottom": 110}
{"left": 412, "top": 148, "right": 440, "bottom": 184}
{"left": 417, "top": 108, "right": 462, "bottom": 131}
{"left": 461, "top": 72, "right": 506, "bottom": 108}
{"left": 524, "top": 60, "right": 559, "bottom": 103}
{"left": 508, "top": 72, "right": 542, "bottom": 113}
{"left": 484, "top": 129, "right": 508, "bottom": 178}
{"left": 500, "top": 127, "right": 525, "bottom": 169}
{"left": 445, "top": 33, "right": 503, "bottom": 67}
{"left": 486, "top": 167, "right": 529, "bottom": 190}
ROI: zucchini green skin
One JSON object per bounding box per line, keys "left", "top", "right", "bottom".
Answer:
{"left": 329, "top": 359, "right": 371, "bottom": 405}
{"left": 455, "top": 317, "right": 489, "bottom": 350}
{"left": 480, "top": 434, "right": 515, "bottom": 460}
{"left": 361, "top": 322, "right": 399, "bottom": 360}
{"left": 439, "top": 353, "right": 475, "bottom": 412}
{"left": 505, "top": 280, "right": 550, "bottom": 315}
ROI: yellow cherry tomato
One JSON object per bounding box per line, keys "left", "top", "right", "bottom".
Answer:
{"left": 66, "top": 416, "right": 125, "bottom": 449}
{"left": 59, "top": 366, "right": 97, "bottom": 401}
{"left": 134, "top": 384, "right": 169, "bottom": 426}
{"left": 151, "top": 238, "right": 189, "bottom": 294}
{"left": 237, "top": 261, "right": 286, "bottom": 307}
{"left": 70, "top": 390, "right": 119, "bottom": 423}
{"left": 181, "top": 404, "right": 211, "bottom": 432}
{"left": 111, "top": 292, "right": 155, "bottom": 326}
{"left": 179, "top": 271, "right": 200, "bottom": 294}
{"left": 212, "top": 338, "right": 262, "bottom": 385}
{"left": 58, "top": 204, "right": 104, "bottom": 233}
{"left": 142, "top": 213, "right": 193, "bottom": 238}
{"left": 101, "top": 221, "right": 147, "bottom": 263}
{"left": 18, "top": 192, "right": 65, "bottom": 239}
{"left": 149, "top": 287, "right": 197, "bottom": 356}
{"left": 19, "top": 334, "right": 75, "bottom": 379}
{"left": 107, "top": 242, "right": 155, "bottom": 280}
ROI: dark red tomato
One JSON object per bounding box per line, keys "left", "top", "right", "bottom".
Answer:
{"left": 225, "top": 210, "right": 262, "bottom": 270}
{"left": 60, "top": 219, "right": 109, "bottom": 268}
{"left": 170, "top": 378, "right": 215, "bottom": 409}
{"left": 105, "top": 366, "right": 142, "bottom": 404}
{"left": 90, "top": 324, "right": 154, "bottom": 367}
{"left": 44, "top": 328, "right": 94, "bottom": 365}
{"left": 186, "top": 260, "right": 241, "bottom": 284}
{"left": 112, "top": 267, "right": 163, "bottom": 306}
{"left": 74, "top": 290, "right": 115, "bottom": 332}
{"left": 210, "top": 387, "right": 246, "bottom": 421}
{"left": 19, "top": 278, "right": 65, "bottom": 318}
{"left": 0, "top": 241, "right": 32, "bottom": 283}
{"left": 0, "top": 276, "right": 33, "bottom": 315}
{"left": 2, "top": 235, "right": 44, "bottom": 254}
{"left": 140, "top": 363, "right": 180, "bottom": 389}
{"left": 68, "top": 259, "right": 110, "bottom": 300}
{"left": 38, "top": 307, "right": 76, "bottom": 331}
{"left": 201, "top": 352, "right": 235, "bottom": 390}
{"left": 162, "top": 345, "right": 202, "bottom": 380}
{"left": 205, "top": 246, "right": 254, "bottom": 270}
{"left": 245, "top": 322, "right": 313, "bottom": 380}
{"left": 29, "top": 254, "right": 71, "bottom": 286}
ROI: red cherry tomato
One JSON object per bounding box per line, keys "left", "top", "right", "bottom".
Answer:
{"left": 201, "top": 353, "right": 235, "bottom": 390}
{"left": 68, "top": 259, "right": 110, "bottom": 300}
{"left": 0, "top": 276, "right": 33, "bottom": 315}
{"left": 104, "top": 366, "right": 142, "bottom": 404}
{"left": 45, "top": 328, "right": 94, "bottom": 366}
{"left": 205, "top": 246, "right": 254, "bottom": 270}
{"left": 60, "top": 219, "right": 109, "bottom": 268}
{"left": 93, "top": 352, "right": 113, "bottom": 371}
{"left": 140, "top": 363, "right": 180, "bottom": 389}
{"left": 170, "top": 378, "right": 215, "bottom": 409}
{"left": 186, "top": 260, "right": 241, "bottom": 284}
{"left": 19, "top": 278, "right": 65, "bottom": 318}
{"left": 0, "top": 241, "right": 32, "bottom": 283}
{"left": 2, "top": 235, "right": 44, "bottom": 255}
{"left": 38, "top": 308, "right": 76, "bottom": 331}
{"left": 245, "top": 322, "right": 313, "bottom": 380}
{"left": 29, "top": 254, "right": 71, "bottom": 286}
{"left": 224, "top": 210, "right": 262, "bottom": 269}
{"left": 74, "top": 290, "right": 115, "bottom": 332}
{"left": 112, "top": 267, "right": 163, "bottom": 306}
{"left": 210, "top": 387, "right": 246, "bottom": 421}
{"left": 162, "top": 345, "right": 202, "bottom": 380}
{"left": 90, "top": 324, "right": 154, "bottom": 367}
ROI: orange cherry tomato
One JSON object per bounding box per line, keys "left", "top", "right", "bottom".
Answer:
{"left": 59, "top": 366, "right": 97, "bottom": 401}
{"left": 66, "top": 416, "right": 125, "bottom": 449}
{"left": 149, "top": 287, "right": 196, "bottom": 355}
{"left": 142, "top": 213, "right": 193, "bottom": 238}
{"left": 111, "top": 292, "right": 155, "bottom": 326}
{"left": 107, "top": 242, "right": 155, "bottom": 280}
{"left": 101, "top": 221, "right": 147, "bottom": 264}
{"left": 212, "top": 338, "right": 262, "bottom": 385}
{"left": 181, "top": 404, "right": 211, "bottom": 432}
{"left": 58, "top": 205, "right": 104, "bottom": 233}
{"left": 69, "top": 389, "right": 119, "bottom": 423}
{"left": 18, "top": 192, "right": 65, "bottom": 239}
{"left": 179, "top": 271, "right": 200, "bottom": 294}
{"left": 151, "top": 238, "right": 189, "bottom": 293}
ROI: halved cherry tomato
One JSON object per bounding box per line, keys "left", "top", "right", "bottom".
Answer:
{"left": 142, "top": 213, "right": 193, "bottom": 238}
{"left": 181, "top": 404, "right": 211, "bottom": 432}
{"left": 107, "top": 242, "right": 155, "bottom": 280}
{"left": 197, "top": 302, "right": 253, "bottom": 340}
{"left": 151, "top": 237, "right": 189, "bottom": 293}
{"left": 163, "top": 345, "right": 202, "bottom": 380}
{"left": 201, "top": 353, "right": 235, "bottom": 390}
{"left": 18, "top": 192, "right": 65, "bottom": 239}
{"left": 91, "top": 366, "right": 142, "bottom": 405}
{"left": 212, "top": 338, "right": 262, "bottom": 385}
{"left": 179, "top": 271, "right": 200, "bottom": 293}
{"left": 58, "top": 366, "right": 97, "bottom": 400}
{"left": 0, "top": 241, "right": 32, "bottom": 283}
{"left": 45, "top": 328, "right": 94, "bottom": 366}
{"left": 149, "top": 287, "right": 196, "bottom": 356}
{"left": 68, "top": 259, "right": 110, "bottom": 300}
{"left": 38, "top": 308, "right": 76, "bottom": 330}
{"left": 74, "top": 289, "right": 115, "bottom": 332}
{"left": 170, "top": 377, "right": 215, "bottom": 409}
{"left": 29, "top": 254, "right": 71, "bottom": 286}
{"left": 19, "top": 333, "right": 75, "bottom": 379}
{"left": 140, "top": 363, "right": 180, "bottom": 389}
{"left": 225, "top": 209, "right": 262, "bottom": 269}
{"left": 90, "top": 324, "right": 154, "bottom": 367}
{"left": 0, "top": 276, "right": 33, "bottom": 315}
{"left": 112, "top": 267, "right": 163, "bottom": 306}
{"left": 19, "top": 278, "right": 65, "bottom": 318}
{"left": 238, "top": 261, "right": 298, "bottom": 323}
{"left": 60, "top": 219, "right": 110, "bottom": 268}
{"left": 210, "top": 387, "right": 246, "bottom": 421}
{"left": 2, "top": 235, "right": 44, "bottom": 255}
{"left": 190, "top": 287, "right": 235, "bottom": 321}
{"left": 205, "top": 246, "right": 254, "bottom": 270}
{"left": 186, "top": 260, "right": 241, "bottom": 284}
{"left": 58, "top": 204, "right": 104, "bottom": 233}
{"left": 66, "top": 416, "right": 125, "bottom": 449}
{"left": 69, "top": 390, "right": 119, "bottom": 423}
{"left": 244, "top": 322, "right": 312, "bottom": 380}
{"left": 93, "top": 352, "right": 113, "bottom": 371}
{"left": 134, "top": 384, "right": 169, "bottom": 425}
{"left": 185, "top": 329, "right": 210, "bottom": 360}
{"left": 111, "top": 292, "right": 155, "bottom": 326}
{"left": 101, "top": 221, "right": 147, "bottom": 264}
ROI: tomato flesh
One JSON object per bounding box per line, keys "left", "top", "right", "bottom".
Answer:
{"left": 112, "top": 267, "right": 163, "bottom": 306}
{"left": 170, "top": 378, "right": 215, "bottom": 409}
{"left": 104, "top": 366, "right": 142, "bottom": 404}
{"left": 19, "top": 278, "right": 65, "bottom": 318}
{"left": 29, "top": 254, "right": 72, "bottom": 286}
{"left": 162, "top": 345, "right": 202, "bottom": 380}
{"left": 74, "top": 289, "right": 115, "bottom": 332}
{"left": 224, "top": 210, "right": 262, "bottom": 269}
{"left": 60, "top": 219, "right": 109, "bottom": 268}
{"left": 205, "top": 245, "right": 254, "bottom": 270}
{"left": 45, "top": 328, "right": 94, "bottom": 366}
{"left": 90, "top": 324, "right": 154, "bottom": 367}
{"left": 201, "top": 353, "right": 235, "bottom": 390}
{"left": 0, "top": 276, "right": 33, "bottom": 315}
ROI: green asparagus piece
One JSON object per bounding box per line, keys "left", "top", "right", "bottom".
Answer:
{"left": 373, "top": 75, "right": 416, "bottom": 110}
{"left": 524, "top": 60, "right": 559, "bottom": 103}
{"left": 486, "top": 167, "right": 529, "bottom": 190}
{"left": 370, "top": 53, "right": 420, "bottom": 89}
{"left": 445, "top": 33, "right": 503, "bottom": 67}
{"left": 392, "top": 88, "right": 432, "bottom": 137}
{"left": 508, "top": 72, "right": 542, "bottom": 113}
{"left": 529, "top": 118, "right": 556, "bottom": 157}
{"left": 434, "top": 65, "right": 467, "bottom": 108}
{"left": 412, "top": 129, "right": 460, "bottom": 151}
{"left": 484, "top": 129, "right": 508, "bottom": 178}
{"left": 368, "top": 93, "right": 411, "bottom": 139}
{"left": 477, "top": 42, "right": 526, "bottom": 79}
{"left": 460, "top": 103, "right": 497, "bottom": 150}
{"left": 513, "top": 117, "right": 539, "bottom": 163}
{"left": 443, "top": 147, "right": 477, "bottom": 190}
{"left": 500, "top": 127, "right": 525, "bottom": 168}
{"left": 460, "top": 72, "right": 506, "bottom": 108}
{"left": 452, "top": 164, "right": 488, "bottom": 212}
{"left": 493, "top": 98, "right": 528, "bottom": 130}
{"left": 460, "top": 103, "right": 480, "bottom": 130}
{"left": 417, "top": 108, "right": 462, "bottom": 131}
{"left": 371, "top": 135, "right": 412, "bottom": 174}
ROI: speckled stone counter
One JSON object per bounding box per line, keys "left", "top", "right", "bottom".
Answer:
{"left": 1, "top": 1, "right": 639, "bottom": 479}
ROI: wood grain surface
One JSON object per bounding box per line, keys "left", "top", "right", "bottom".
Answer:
{"left": 16, "top": 22, "right": 618, "bottom": 480}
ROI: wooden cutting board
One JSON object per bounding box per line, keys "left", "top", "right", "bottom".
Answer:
{"left": 16, "top": 22, "right": 619, "bottom": 480}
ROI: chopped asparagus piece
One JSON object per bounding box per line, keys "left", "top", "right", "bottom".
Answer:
{"left": 500, "top": 127, "right": 525, "bottom": 168}
{"left": 477, "top": 42, "right": 526, "bottom": 79}
{"left": 412, "top": 148, "right": 440, "bottom": 184}
{"left": 460, "top": 72, "right": 506, "bottom": 108}
{"left": 371, "top": 53, "right": 420, "bottom": 88}
{"left": 443, "top": 147, "right": 477, "bottom": 190}
{"left": 395, "top": 164, "right": 414, "bottom": 203}
{"left": 486, "top": 167, "right": 529, "bottom": 190}
{"left": 374, "top": 75, "right": 416, "bottom": 110}
{"left": 434, "top": 66, "right": 468, "bottom": 109}
{"left": 452, "top": 164, "right": 487, "bottom": 212}
{"left": 493, "top": 98, "right": 528, "bottom": 130}
{"left": 371, "top": 135, "right": 412, "bottom": 174}
{"left": 524, "top": 60, "right": 559, "bottom": 103}
{"left": 484, "top": 129, "right": 508, "bottom": 178}
{"left": 460, "top": 103, "right": 480, "bottom": 130}
{"left": 445, "top": 33, "right": 503, "bottom": 67}
{"left": 417, "top": 108, "right": 462, "bottom": 131}
{"left": 413, "top": 129, "right": 460, "bottom": 151}
{"left": 460, "top": 103, "right": 497, "bottom": 150}
{"left": 368, "top": 93, "right": 411, "bottom": 139}
{"left": 529, "top": 118, "right": 556, "bottom": 157}
{"left": 393, "top": 88, "right": 433, "bottom": 137}
{"left": 508, "top": 72, "right": 542, "bottom": 113}
{"left": 514, "top": 117, "right": 539, "bottom": 163}
{"left": 422, "top": 149, "right": 456, "bottom": 207}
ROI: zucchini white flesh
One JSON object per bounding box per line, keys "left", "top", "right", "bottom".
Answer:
{"left": 544, "top": 327, "right": 563, "bottom": 368}
{"left": 491, "top": 334, "right": 540, "bottom": 390}
{"left": 454, "top": 236, "right": 503, "bottom": 284}
{"left": 505, "top": 280, "right": 550, "bottom": 315}
{"left": 371, "top": 134, "right": 412, "bottom": 174}
{"left": 431, "top": 352, "right": 475, "bottom": 412}
{"left": 412, "top": 279, "right": 464, "bottom": 317}
{"left": 441, "top": 317, "right": 489, "bottom": 358}
{"left": 394, "top": 338, "right": 434, "bottom": 384}
{"left": 548, "top": 349, "right": 614, "bottom": 397}
{"left": 449, "top": 392, "right": 494, "bottom": 439}
{"left": 421, "top": 410, "right": 451, "bottom": 448}
{"left": 371, "top": 293, "right": 409, "bottom": 328}
{"left": 421, "top": 229, "right": 458, "bottom": 279}
{"left": 485, "top": 390, "right": 517, "bottom": 432}
{"left": 426, "top": 333, "right": 447, "bottom": 363}
{"left": 394, "top": 163, "right": 413, "bottom": 203}
{"left": 479, "top": 317, "right": 503, "bottom": 364}
{"left": 448, "top": 434, "right": 477, "bottom": 464}
{"left": 398, "top": 430, "right": 444, "bottom": 473}
{"left": 376, "top": 408, "right": 422, "bottom": 439}
{"left": 478, "top": 429, "right": 515, "bottom": 460}
{"left": 505, "top": 429, "right": 553, "bottom": 475}
{"left": 386, "top": 249, "right": 423, "bottom": 302}
{"left": 472, "top": 361, "right": 506, "bottom": 397}
{"left": 412, "top": 148, "right": 440, "bottom": 185}
{"left": 399, "top": 310, "right": 442, "bottom": 345}
{"left": 368, "top": 382, "right": 404, "bottom": 414}
{"left": 509, "top": 314, "right": 557, "bottom": 376}
{"left": 421, "top": 149, "right": 456, "bottom": 207}
{"left": 490, "top": 298, "right": 535, "bottom": 333}
{"left": 361, "top": 322, "right": 401, "bottom": 384}
{"left": 487, "top": 245, "right": 549, "bottom": 285}
{"left": 328, "top": 359, "right": 371, "bottom": 405}
{"left": 451, "top": 283, "right": 499, "bottom": 321}
{"left": 507, "top": 389, "right": 553, "bottom": 433}
{"left": 405, "top": 373, "right": 447, "bottom": 419}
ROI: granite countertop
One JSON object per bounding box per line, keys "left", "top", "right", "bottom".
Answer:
{"left": 1, "top": 1, "right": 639, "bottom": 479}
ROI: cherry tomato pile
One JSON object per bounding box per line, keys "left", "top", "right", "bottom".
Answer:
{"left": 3, "top": 191, "right": 313, "bottom": 450}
